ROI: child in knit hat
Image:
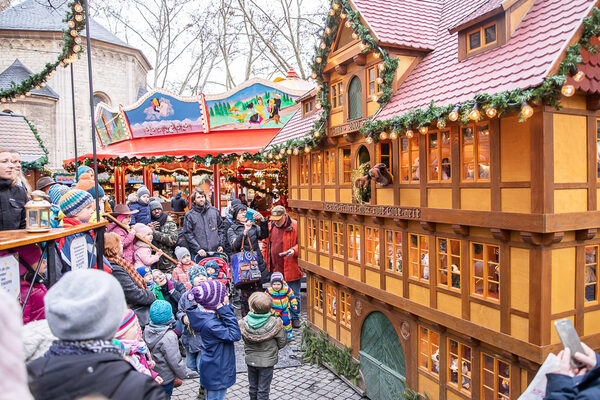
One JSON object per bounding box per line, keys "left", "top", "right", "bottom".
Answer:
{"left": 265, "top": 272, "right": 298, "bottom": 339}
{"left": 136, "top": 266, "right": 155, "bottom": 290}
{"left": 130, "top": 186, "right": 152, "bottom": 225}
{"left": 113, "top": 309, "right": 162, "bottom": 385}
{"left": 204, "top": 259, "right": 229, "bottom": 287}
{"left": 106, "top": 204, "right": 139, "bottom": 264}
{"left": 133, "top": 223, "right": 163, "bottom": 269}
{"left": 171, "top": 246, "right": 197, "bottom": 291}
{"left": 145, "top": 300, "right": 197, "bottom": 398}
{"left": 187, "top": 281, "right": 241, "bottom": 399}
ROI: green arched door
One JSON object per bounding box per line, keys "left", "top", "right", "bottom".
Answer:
{"left": 360, "top": 312, "right": 406, "bottom": 400}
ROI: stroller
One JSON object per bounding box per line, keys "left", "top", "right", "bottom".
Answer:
{"left": 193, "top": 252, "right": 240, "bottom": 309}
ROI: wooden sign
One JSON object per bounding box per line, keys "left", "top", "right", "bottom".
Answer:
{"left": 330, "top": 118, "right": 366, "bottom": 135}
{"left": 323, "top": 202, "right": 421, "bottom": 219}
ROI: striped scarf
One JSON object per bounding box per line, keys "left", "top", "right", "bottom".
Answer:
{"left": 108, "top": 255, "right": 146, "bottom": 289}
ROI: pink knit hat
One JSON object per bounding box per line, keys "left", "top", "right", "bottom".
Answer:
{"left": 115, "top": 309, "right": 138, "bottom": 339}
{"left": 133, "top": 223, "right": 152, "bottom": 237}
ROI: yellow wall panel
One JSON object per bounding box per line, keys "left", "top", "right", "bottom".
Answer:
{"left": 325, "top": 189, "right": 336, "bottom": 202}
{"left": 365, "top": 270, "right": 380, "bottom": 288}
{"left": 511, "top": 247, "right": 530, "bottom": 313}
{"left": 312, "top": 189, "right": 322, "bottom": 201}
{"left": 584, "top": 309, "right": 600, "bottom": 336}
{"left": 395, "top": 56, "right": 417, "bottom": 87}
{"left": 291, "top": 188, "right": 298, "bottom": 200}
{"left": 300, "top": 188, "right": 309, "bottom": 200}
{"left": 348, "top": 264, "right": 361, "bottom": 281}
{"left": 340, "top": 188, "right": 352, "bottom": 203}
{"left": 554, "top": 189, "right": 588, "bottom": 213}
{"left": 386, "top": 276, "right": 403, "bottom": 297}
{"left": 400, "top": 188, "right": 420, "bottom": 207}
{"left": 409, "top": 284, "right": 430, "bottom": 307}
{"left": 330, "top": 110, "right": 343, "bottom": 127}
{"left": 446, "top": 390, "right": 465, "bottom": 400}
{"left": 470, "top": 303, "right": 500, "bottom": 332}
{"left": 501, "top": 188, "right": 531, "bottom": 213}
{"left": 313, "top": 311, "right": 324, "bottom": 330}
{"left": 437, "top": 293, "right": 462, "bottom": 318}
{"left": 418, "top": 373, "right": 439, "bottom": 399}
{"left": 298, "top": 217, "right": 305, "bottom": 247}
{"left": 332, "top": 259, "right": 344, "bottom": 275}
{"left": 428, "top": 188, "right": 452, "bottom": 209}
{"left": 501, "top": 115, "right": 531, "bottom": 182}
{"left": 340, "top": 326, "right": 351, "bottom": 347}
{"left": 376, "top": 188, "right": 394, "bottom": 205}
{"left": 511, "top": 314, "right": 529, "bottom": 342}
{"left": 319, "top": 255, "right": 330, "bottom": 270}
{"left": 307, "top": 251, "right": 317, "bottom": 265}
{"left": 461, "top": 188, "right": 491, "bottom": 211}
{"left": 367, "top": 100, "right": 379, "bottom": 117}
{"left": 554, "top": 113, "right": 587, "bottom": 183}
{"left": 551, "top": 247, "right": 575, "bottom": 314}
{"left": 551, "top": 316, "right": 574, "bottom": 344}
{"left": 326, "top": 318, "right": 337, "bottom": 337}
{"left": 289, "top": 157, "right": 298, "bottom": 186}
{"left": 470, "top": 227, "right": 493, "bottom": 239}
{"left": 561, "top": 94, "right": 587, "bottom": 109}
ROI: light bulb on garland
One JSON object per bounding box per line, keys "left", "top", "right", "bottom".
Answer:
{"left": 0, "top": 98, "right": 5, "bottom": 103}
{"left": 375, "top": 77, "right": 383, "bottom": 85}
{"left": 406, "top": 129, "right": 414, "bottom": 138}
{"left": 293, "top": 148, "right": 299, "bottom": 155}
{"left": 390, "top": 130, "right": 398, "bottom": 140}
{"left": 345, "top": 20, "right": 351, "bottom": 28}
{"left": 315, "top": 102, "right": 322, "bottom": 109}
{"left": 70, "top": 29, "right": 78, "bottom": 37}
{"left": 449, "top": 105, "right": 460, "bottom": 121}
{"left": 311, "top": 72, "right": 317, "bottom": 79}
{"left": 329, "top": 9, "right": 335, "bottom": 15}
{"left": 437, "top": 119, "right": 446, "bottom": 129}
{"left": 521, "top": 101, "right": 533, "bottom": 119}
{"left": 316, "top": 57, "right": 322, "bottom": 63}
{"left": 304, "top": 146, "right": 311, "bottom": 153}
{"left": 468, "top": 104, "right": 480, "bottom": 121}
{"left": 380, "top": 131, "right": 388, "bottom": 140}
{"left": 341, "top": 12, "right": 347, "bottom": 19}
{"left": 419, "top": 126, "right": 428, "bottom": 135}
{"left": 75, "top": 37, "right": 82, "bottom": 44}
{"left": 378, "top": 63, "right": 385, "bottom": 71}
{"left": 40, "top": 82, "right": 46, "bottom": 87}
{"left": 573, "top": 70, "right": 585, "bottom": 82}
{"left": 333, "top": 2, "right": 340, "bottom": 10}
{"left": 314, "top": 130, "right": 321, "bottom": 138}
{"left": 374, "top": 51, "right": 381, "bottom": 59}
{"left": 352, "top": 32, "right": 358, "bottom": 40}
{"left": 68, "top": 20, "right": 75, "bottom": 28}
{"left": 75, "top": 14, "right": 83, "bottom": 22}
{"left": 561, "top": 84, "right": 575, "bottom": 97}
{"left": 286, "top": 149, "right": 292, "bottom": 155}
{"left": 365, "top": 135, "right": 374, "bottom": 144}
{"left": 320, "top": 42, "right": 326, "bottom": 49}
{"left": 74, "top": 3, "right": 83, "bottom": 12}
{"left": 485, "top": 107, "right": 497, "bottom": 118}
{"left": 360, "top": 42, "right": 367, "bottom": 50}
{"left": 325, "top": 27, "right": 332, "bottom": 35}
{"left": 73, "top": 44, "right": 81, "bottom": 53}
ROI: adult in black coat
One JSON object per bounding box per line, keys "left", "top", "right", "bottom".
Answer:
{"left": 171, "top": 190, "right": 187, "bottom": 212}
{"left": 0, "top": 149, "right": 26, "bottom": 231}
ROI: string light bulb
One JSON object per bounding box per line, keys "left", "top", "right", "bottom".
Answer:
{"left": 406, "top": 129, "right": 414, "bottom": 138}
{"left": 75, "top": 14, "right": 83, "bottom": 22}
{"left": 485, "top": 107, "right": 497, "bottom": 118}
{"left": 380, "top": 131, "right": 388, "bottom": 140}
{"left": 74, "top": 3, "right": 83, "bottom": 12}
{"left": 359, "top": 42, "right": 367, "bottom": 50}
{"left": 345, "top": 20, "right": 351, "bottom": 28}
{"left": 468, "top": 104, "right": 480, "bottom": 121}
{"left": 68, "top": 20, "right": 75, "bottom": 28}
{"left": 352, "top": 32, "right": 358, "bottom": 40}
{"left": 315, "top": 102, "right": 322, "bottom": 109}
{"left": 390, "top": 131, "right": 398, "bottom": 140}
{"left": 366, "top": 135, "right": 374, "bottom": 144}
{"left": 293, "top": 148, "right": 299, "bottom": 155}
{"left": 329, "top": 9, "right": 335, "bottom": 15}
{"left": 1, "top": 97, "right": 6, "bottom": 103}
{"left": 325, "top": 27, "right": 332, "bottom": 35}
{"left": 316, "top": 57, "right": 322, "bottom": 63}
{"left": 314, "top": 130, "right": 321, "bottom": 138}
{"left": 521, "top": 101, "right": 533, "bottom": 119}
{"left": 304, "top": 146, "right": 311, "bottom": 153}
{"left": 70, "top": 29, "right": 78, "bottom": 36}
{"left": 437, "top": 119, "right": 446, "bottom": 129}
{"left": 287, "top": 149, "right": 292, "bottom": 155}
{"left": 375, "top": 77, "right": 383, "bottom": 85}
{"left": 333, "top": 2, "right": 340, "bottom": 10}
{"left": 40, "top": 82, "right": 46, "bottom": 87}
{"left": 341, "top": 12, "right": 347, "bottom": 19}
{"left": 573, "top": 70, "right": 585, "bottom": 82}
{"left": 320, "top": 42, "right": 326, "bottom": 49}
{"left": 561, "top": 84, "right": 575, "bottom": 97}
{"left": 374, "top": 51, "right": 381, "bottom": 58}
{"left": 311, "top": 72, "right": 317, "bottom": 79}
{"left": 73, "top": 44, "right": 81, "bottom": 52}
{"left": 378, "top": 63, "right": 385, "bottom": 71}
{"left": 449, "top": 105, "right": 460, "bottom": 121}
{"left": 419, "top": 126, "right": 428, "bottom": 135}
{"left": 74, "top": 36, "right": 82, "bottom": 44}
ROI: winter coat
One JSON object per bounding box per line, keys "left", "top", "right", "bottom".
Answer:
{"left": 177, "top": 291, "right": 202, "bottom": 352}
{"left": 57, "top": 218, "right": 112, "bottom": 274}
{"left": 27, "top": 352, "right": 167, "bottom": 400}
{"left": 222, "top": 216, "right": 234, "bottom": 255}
{"left": 262, "top": 217, "right": 302, "bottom": 282}
{"left": 134, "top": 241, "right": 162, "bottom": 269}
{"left": 153, "top": 278, "right": 185, "bottom": 314}
{"left": 110, "top": 262, "right": 156, "bottom": 326}
{"left": 151, "top": 213, "right": 178, "bottom": 272}
{"left": 130, "top": 201, "right": 151, "bottom": 225}
{"left": 22, "top": 319, "right": 56, "bottom": 363}
{"left": 187, "top": 304, "right": 241, "bottom": 390}
{"left": 144, "top": 324, "right": 190, "bottom": 384}
{"left": 266, "top": 283, "right": 298, "bottom": 316}
{"left": 545, "top": 354, "right": 600, "bottom": 399}
{"left": 0, "top": 178, "right": 26, "bottom": 231}
{"left": 171, "top": 194, "right": 187, "bottom": 213}
{"left": 228, "top": 219, "right": 270, "bottom": 284}
{"left": 106, "top": 223, "right": 136, "bottom": 264}
{"left": 239, "top": 315, "right": 287, "bottom": 368}
{"left": 20, "top": 279, "right": 47, "bottom": 324}
{"left": 183, "top": 204, "right": 225, "bottom": 254}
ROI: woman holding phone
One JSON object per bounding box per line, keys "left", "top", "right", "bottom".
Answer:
{"left": 546, "top": 341, "right": 600, "bottom": 398}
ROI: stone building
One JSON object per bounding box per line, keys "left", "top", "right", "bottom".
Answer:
{"left": 0, "top": 0, "right": 151, "bottom": 168}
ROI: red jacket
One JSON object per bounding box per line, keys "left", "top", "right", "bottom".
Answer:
{"left": 261, "top": 217, "right": 302, "bottom": 282}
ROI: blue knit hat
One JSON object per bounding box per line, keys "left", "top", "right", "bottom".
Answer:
{"left": 87, "top": 185, "right": 105, "bottom": 199}
{"left": 77, "top": 165, "right": 92, "bottom": 177}
{"left": 204, "top": 259, "right": 219, "bottom": 272}
{"left": 59, "top": 189, "right": 93, "bottom": 218}
{"left": 149, "top": 300, "right": 173, "bottom": 325}
{"left": 48, "top": 184, "right": 69, "bottom": 205}
{"left": 188, "top": 264, "right": 207, "bottom": 284}
{"left": 136, "top": 266, "right": 151, "bottom": 278}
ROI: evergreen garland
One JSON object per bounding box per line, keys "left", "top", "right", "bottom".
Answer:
{"left": 21, "top": 117, "right": 49, "bottom": 173}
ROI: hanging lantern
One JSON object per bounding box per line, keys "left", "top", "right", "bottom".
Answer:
{"left": 485, "top": 107, "right": 497, "bottom": 118}
{"left": 25, "top": 191, "right": 52, "bottom": 233}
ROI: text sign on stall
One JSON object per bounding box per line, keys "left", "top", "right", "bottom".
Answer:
{"left": 0, "top": 254, "right": 19, "bottom": 298}
{"left": 70, "top": 236, "right": 89, "bottom": 270}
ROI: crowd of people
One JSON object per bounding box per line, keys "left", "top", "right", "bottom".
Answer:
{"left": 0, "top": 147, "right": 304, "bottom": 400}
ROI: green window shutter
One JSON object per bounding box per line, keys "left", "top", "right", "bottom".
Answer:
{"left": 348, "top": 76, "right": 363, "bottom": 120}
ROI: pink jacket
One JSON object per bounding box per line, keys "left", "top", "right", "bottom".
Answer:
{"left": 134, "top": 241, "right": 162, "bottom": 269}
{"left": 106, "top": 223, "right": 137, "bottom": 264}
{"left": 20, "top": 281, "right": 47, "bottom": 324}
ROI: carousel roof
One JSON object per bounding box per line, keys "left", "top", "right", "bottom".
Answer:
{"left": 0, "top": 112, "right": 46, "bottom": 161}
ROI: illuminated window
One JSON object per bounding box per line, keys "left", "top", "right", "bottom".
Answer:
{"left": 438, "top": 238, "right": 461, "bottom": 291}
{"left": 331, "top": 81, "right": 343, "bottom": 109}
{"left": 326, "top": 285, "right": 337, "bottom": 318}
{"left": 307, "top": 218, "right": 317, "bottom": 250}
{"left": 319, "top": 220, "right": 330, "bottom": 253}
{"left": 313, "top": 278, "right": 323, "bottom": 311}
{"left": 462, "top": 124, "right": 490, "bottom": 182}
{"left": 419, "top": 326, "right": 440, "bottom": 376}
{"left": 311, "top": 152, "right": 322, "bottom": 184}
{"left": 385, "top": 230, "right": 402, "bottom": 274}
{"left": 378, "top": 141, "right": 392, "bottom": 170}
{"left": 409, "top": 234, "right": 430, "bottom": 282}
{"left": 324, "top": 150, "right": 336, "bottom": 184}
{"left": 400, "top": 136, "right": 420, "bottom": 182}
{"left": 340, "top": 147, "right": 352, "bottom": 184}
{"left": 481, "top": 353, "right": 510, "bottom": 400}
{"left": 348, "top": 224, "right": 361, "bottom": 263}
{"left": 471, "top": 243, "right": 500, "bottom": 302}
{"left": 340, "top": 291, "right": 351, "bottom": 327}
{"left": 467, "top": 23, "right": 497, "bottom": 52}
{"left": 428, "top": 131, "right": 451, "bottom": 182}
{"left": 367, "top": 65, "right": 382, "bottom": 96}
{"left": 365, "top": 227, "right": 380, "bottom": 268}
{"left": 300, "top": 154, "right": 310, "bottom": 185}
{"left": 585, "top": 245, "right": 598, "bottom": 303}
{"left": 332, "top": 222, "right": 345, "bottom": 257}
{"left": 448, "top": 339, "right": 472, "bottom": 395}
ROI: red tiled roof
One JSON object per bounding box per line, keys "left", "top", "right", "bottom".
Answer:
{"left": 574, "top": 37, "right": 600, "bottom": 94}
{"left": 451, "top": 0, "right": 504, "bottom": 32}
{"left": 265, "top": 109, "right": 323, "bottom": 149}
{"left": 351, "top": 0, "right": 441, "bottom": 51}
{"left": 376, "top": 0, "right": 596, "bottom": 120}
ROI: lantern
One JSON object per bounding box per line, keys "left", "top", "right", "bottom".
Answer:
{"left": 25, "top": 191, "right": 52, "bottom": 232}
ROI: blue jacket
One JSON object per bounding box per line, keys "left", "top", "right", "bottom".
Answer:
{"left": 177, "top": 290, "right": 202, "bottom": 352}
{"left": 546, "top": 354, "right": 600, "bottom": 399}
{"left": 187, "top": 304, "right": 241, "bottom": 390}
{"left": 130, "top": 201, "right": 151, "bottom": 225}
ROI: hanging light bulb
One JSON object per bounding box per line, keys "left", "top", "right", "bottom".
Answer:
{"left": 11, "top": 97, "right": 17, "bottom": 103}
{"left": 406, "top": 129, "right": 414, "bottom": 138}
{"left": 352, "top": 32, "right": 358, "bottom": 40}
{"left": 286, "top": 149, "right": 292, "bottom": 155}
{"left": 70, "top": 29, "right": 78, "bottom": 36}
{"left": 437, "top": 119, "right": 446, "bottom": 129}
{"left": 75, "top": 13, "right": 83, "bottom": 22}
{"left": 333, "top": 2, "right": 340, "bottom": 10}
{"left": 314, "top": 130, "right": 321, "bottom": 138}
{"left": 73, "top": 44, "right": 81, "bottom": 52}
{"left": 449, "top": 105, "right": 460, "bottom": 121}
{"left": 378, "top": 63, "right": 385, "bottom": 71}
{"left": 390, "top": 131, "right": 398, "bottom": 140}
{"left": 74, "top": 3, "right": 83, "bottom": 12}
{"left": 279, "top": 148, "right": 285, "bottom": 155}
{"left": 1, "top": 98, "right": 6, "bottom": 103}
{"left": 561, "top": 84, "right": 575, "bottom": 97}
{"left": 320, "top": 42, "right": 326, "bottom": 49}
{"left": 325, "top": 27, "right": 332, "bottom": 35}
{"left": 75, "top": 36, "right": 82, "bottom": 44}
{"left": 341, "top": 12, "right": 347, "bottom": 19}
{"left": 329, "top": 9, "right": 335, "bottom": 15}
{"left": 304, "top": 146, "right": 311, "bottom": 153}
{"left": 68, "top": 20, "right": 75, "bottom": 28}
{"left": 19, "top": 94, "right": 25, "bottom": 99}
{"left": 375, "top": 77, "right": 383, "bottom": 85}
{"left": 34, "top": 85, "right": 40, "bottom": 90}
{"left": 268, "top": 153, "right": 274, "bottom": 159}
{"left": 468, "top": 104, "right": 480, "bottom": 121}
{"left": 521, "top": 101, "right": 533, "bottom": 119}
{"left": 25, "top": 91, "right": 31, "bottom": 96}
{"left": 293, "top": 148, "right": 299, "bottom": 155}
{"left": 40, "top": 82, "right": 46, "bottom": 87}
{"left": 345, "top": 20, "right": 351, "bottom": 28}
{"left": 359, "top": 42, "right": 367, "bottom": 50}
{"left": 485, "top": 107, "right": 497, "bottom": 118}
{"left": 316, "top": 57, "right": 322, "bottom": 63}
{"left": 365, "top": 135, "right": 374, "bottom": 144}
{"left": 374, "top": 52, "right": 381, "bottom": 59}
{"left": 311, "top": 72, "right": 317, "bottom": 79}
{"left": 380, "top": 131, "right": 388, "bottom": 140}
{"left": 419, "top": 126, "right": 428, "bottom": 135}
{"left": 315, "top": 102, "right": 322, "bottom": 109}
{"left": 573, "top": 70, "right": 585, "bottom": 82}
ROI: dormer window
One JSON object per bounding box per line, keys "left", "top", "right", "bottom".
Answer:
{"left": 467, "top": 23, "right": 496, "bottom": 53}
{"left": 303, "top": 100, "right": 314, "bottom": 115}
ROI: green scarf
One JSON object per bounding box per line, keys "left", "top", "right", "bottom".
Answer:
{"left": 152, "top": 286, "right": 165, "bottom": 301}
{"left": 247, "top": 311, "right": 271, "bottom": 329}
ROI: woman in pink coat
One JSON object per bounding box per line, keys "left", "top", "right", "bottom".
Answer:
{"left": 133, "top": 223, "right": 163, "bottom": 269}
{"left": 106, "top": 204, "right": 139, "bottom": 264}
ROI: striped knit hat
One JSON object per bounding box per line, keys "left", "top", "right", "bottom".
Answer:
{"left": 59, "top": 189, "right": 93, "bottom": 218}
{"left": 188, "top": 280, "right": 227, "bottom": 311}
{"left": 115, "top": 309, "right": 139, "bottom": 339}
{"left": 48, "top": 184, "right": 69, "bottom": 205}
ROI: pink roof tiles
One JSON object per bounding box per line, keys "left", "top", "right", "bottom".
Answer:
{"left": 351, "top": 0, "right": 442, "bottom": 51}
{"left": 574, "top": 37, "right": 600, "bottom": 94}
{"left": 451, "top": 0, "right": 504, "bottom": 31}
{"left": 266, "top": 109, "right": 323, "bottom": 149}
{"left": 376, "top": 0, "right": 596, "bottom": 120}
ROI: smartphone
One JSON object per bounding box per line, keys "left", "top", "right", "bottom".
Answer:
{"left": 245, "top": 207, "right": 258, "bottom": 221}
{"left": 554, "top": 318, "right": 585, "bottom": 368}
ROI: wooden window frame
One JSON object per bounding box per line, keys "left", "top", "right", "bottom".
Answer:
{"left": 307, "top": 217, "right": 317, "bottom": 250}
{"left": 461, "top": 123, "right": 491, "bottom": 182}
{"left": 585, "top": 245, "right": 599, "bottom": 303}
{"left": 400, "top": 136, "right": 420, "bottom": 184}
{"left": 311, "top": 151, "right": 322, "bottom": 185}
{"left": 319, "top": 220, "right": 331, "bottom": 254}
{"left": 340, "top": 290, "right": 351, "bottom": 327}
{"left": 332, "top": 221, "right": 345, "bottom": 258}
{"left": 365, "top": 227, "right": 380, "bottom": 268}
{"left": 313, "top": 278, "right": 324, "bottom": 312}
{"left": 331, "top": 81, "right": 343, "bottom": 110}
{"left": 470, "top": 242, "right": 500, "bottom": 303}
{"left": 427, "top": 130, "right": 452, "bottom": 182}
{"left": 409, "top": 233, "right": 430, "bottom": 282}
{"left": 447, "top": 338, "right": 472, "bottom": 396}
{"left": 481, "top": 353, "right": 510, "bottom": 400}
{"left": 367, "top": 64, "right": 382, "bottom": 97}
{"left": 303, "top": 100, "right": 314, "bottom": 116}
{"left": 348, "top": 224, "right": 361, "bottom": 263}
{"left": 467, "top": 22, "right": 497, "bottom": 53}
{"left": 385, "top": 230, "right": 403, "bottom": 274}
{"left": 324, "top": 150, "right": 336, "bottom": 185}
{"left": 300, "top": 154, "right": 310, "bottom": 185}
{"left": 340, "top": 147, "right": 353, "bottom": 185}
{"left": 418, "top": 325, "right": 440, "bottom": 377}
{"left": 326, "top": 284, "right": 337, "bottom": 318}
{"left": 438, "top": 237, "right": 462, "bottom": 292}
{"left": 378, "top": 141, "right": 393, "bottom": 171}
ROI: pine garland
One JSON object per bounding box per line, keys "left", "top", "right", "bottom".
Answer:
{"left": 21, "top": 117, "right": 49, "bottom": 173}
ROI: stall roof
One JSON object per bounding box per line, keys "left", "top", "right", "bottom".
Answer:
{"left": 0, "top": 112, "right": 46, "bottom": 161}
{"left": 264, "top": 109, "right": 323, "bottom": 150}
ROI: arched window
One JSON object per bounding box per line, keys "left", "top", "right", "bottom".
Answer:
{"left": 2, "top": 109, "right": 13, "bottom": 114}
{"left": 93, "top": 92, "right": 111, "bottom": 109}
{"left": 348, "top": 76, "right": 363, "bottom": 120}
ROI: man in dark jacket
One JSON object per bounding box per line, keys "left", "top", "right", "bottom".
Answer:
{"left": 27, "top": 269, "right": 166, "bottom": 400}
{"left": 545, "top": 343, "right": 600, "bottom": 399}
{"left": 183, "top": 189, "right": 225, "bottom": 258}
{"left": 149, "top": 200, "right": 178, "bottom": 272}
{"left": 171, "top": 190, "right": 187, "bottom": 212}
{"left": 0, "top": 149, "right": 26, "bottom": 231}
